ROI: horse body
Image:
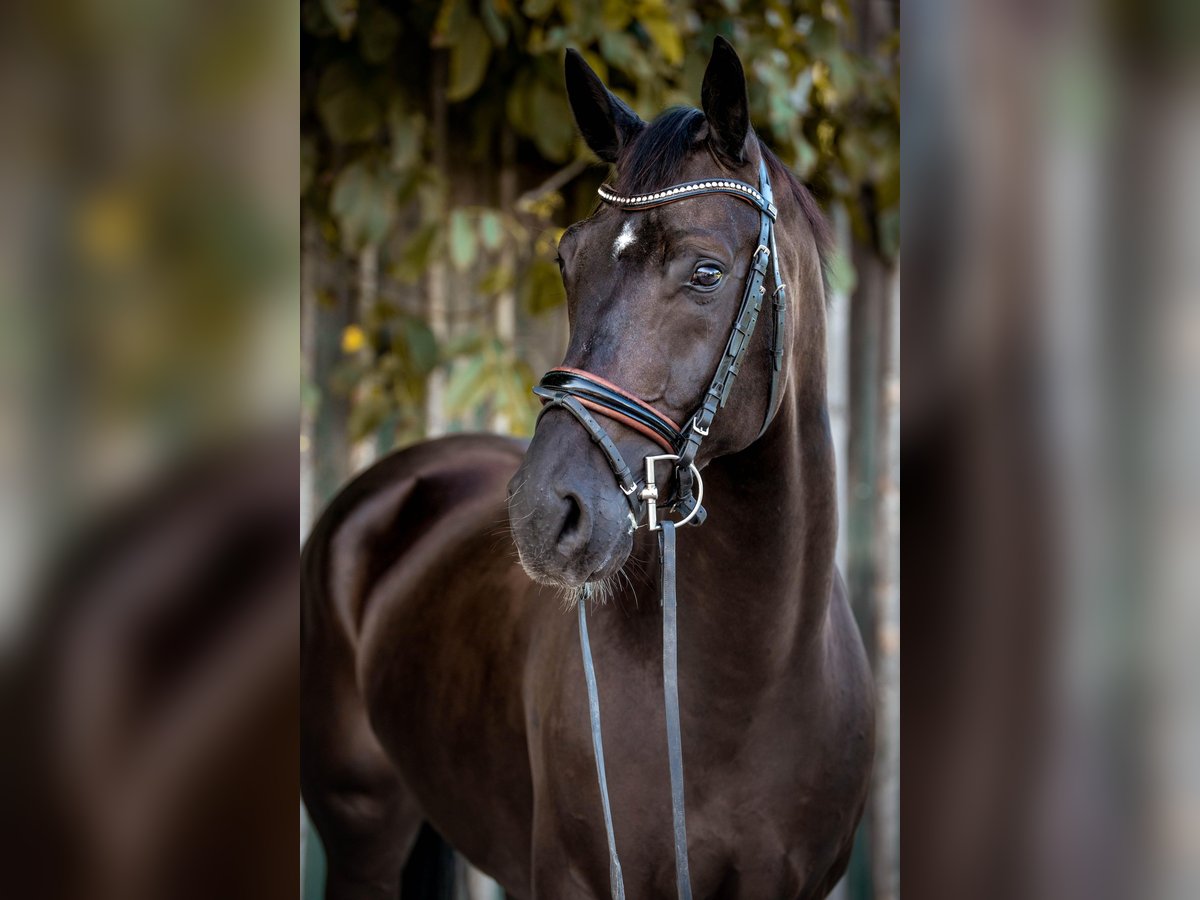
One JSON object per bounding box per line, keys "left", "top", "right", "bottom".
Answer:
{"left": 302, "top": 38, "right": 874, "bottom": 900}
{"left": 303, "top": 418, "right": 871, "bottom": 898}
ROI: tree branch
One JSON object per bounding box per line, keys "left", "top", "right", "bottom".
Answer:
{"left": 516, "top": 157, "right": 593, "bottom": 207}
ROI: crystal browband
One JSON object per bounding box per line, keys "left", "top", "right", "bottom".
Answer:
{"left": 598, "top": 179, "right": 777, "bottom": 219}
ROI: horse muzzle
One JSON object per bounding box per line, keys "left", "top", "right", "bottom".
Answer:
{"left": 507, "top": 418, "right": 637, "bottom": 589}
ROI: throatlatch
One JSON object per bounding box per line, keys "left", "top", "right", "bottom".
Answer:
{"left": 533, "top": 156, "right": 785, "bottom": 900}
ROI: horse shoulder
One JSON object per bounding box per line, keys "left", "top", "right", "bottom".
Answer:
{"left": 303, "top": 434, "right": 525, "bottom": 654}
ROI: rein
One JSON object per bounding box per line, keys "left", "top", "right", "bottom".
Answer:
{"left": 532, "top": 157, "right": 786, "bottom": 899}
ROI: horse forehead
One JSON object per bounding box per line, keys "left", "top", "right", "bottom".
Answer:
{"left": 611, "top": 221, "right": 638, "bottom": 258}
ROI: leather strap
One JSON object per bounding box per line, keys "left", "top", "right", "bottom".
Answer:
{"left": 536, "top": 369, "right": 682, "bottom": 454}
{"left": 660, "top": 521, "right": 692, "bottom": 899}
{"left": 578, "top": 599, "right": 626, "bottom": 900}
{"left": 535, "top": 394, "right": 643, "bottom": 520}
{"left": 550, "top": 367, "right": 685, "bottom": 433}
{"left": 760, "top": 216, "right": 787, "bottom": 439}
{"left": 673, "top": 158, "right": 776, "bottom": 520}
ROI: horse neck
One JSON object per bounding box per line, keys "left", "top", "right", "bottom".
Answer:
{"left": 669, "top": 267, "right": 838, "bottom": 692}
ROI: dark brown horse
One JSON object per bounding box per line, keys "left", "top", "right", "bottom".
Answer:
{"left": 301, "top": 40, "right": 874, "bottom": 899}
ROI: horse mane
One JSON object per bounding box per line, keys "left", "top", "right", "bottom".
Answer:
{"left": 614, "top": 106, "right": 833, "bottom": 300}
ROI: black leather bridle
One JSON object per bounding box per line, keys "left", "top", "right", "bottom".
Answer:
{"left": 531, "top": 157, "right": 786, "bottom": 900}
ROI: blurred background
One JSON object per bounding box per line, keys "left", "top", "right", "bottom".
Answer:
{"left": 903, "top": 0, "right": 1200, "bottom": 898}
{"left": 0, "top": 0, "right": 1195, "bottom": 897}
{"left": 0, "top": 1, "right": 299, "bottom": 898}
{"left": 300, "top": 1, "right": 899, "bottom": 898}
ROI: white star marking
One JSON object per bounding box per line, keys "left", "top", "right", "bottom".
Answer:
{"left": 612, "top": 221, "right": 637, "bottom": 258}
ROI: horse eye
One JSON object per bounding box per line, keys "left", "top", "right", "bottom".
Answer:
{"left": 690, "top": 265, "right": 723, "bottom": 288}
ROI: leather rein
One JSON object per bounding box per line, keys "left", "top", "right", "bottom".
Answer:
{"left": 531, "top": 158, "right": 786, "bottom": 900}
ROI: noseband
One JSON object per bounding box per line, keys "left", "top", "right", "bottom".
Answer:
{"left": 532, "top": 158, "right": 786, "bottom": 900}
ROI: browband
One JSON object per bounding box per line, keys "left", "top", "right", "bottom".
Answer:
{"left": 598, "top": 178, "right": 777, "bottom": 219}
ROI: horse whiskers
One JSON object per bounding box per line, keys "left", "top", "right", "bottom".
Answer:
{"left": 507, "top": 475, "right": 530, "bottom": 504}
{"left": 558, "top": 571, "right": 623, "bottom": 612}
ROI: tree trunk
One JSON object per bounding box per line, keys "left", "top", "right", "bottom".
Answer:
{"left": 845, "top": 222, "right": 899, "bottom": 900}
{"left": 301, "top": 213, "right": 317, "bottom": 543}
{"left": 872, "top": 265, "right": 900, "bottom": 900}
{"left": 491, "top": 125, "right": 518, "bottom": 435}
{"left": 350, "top": 243, "right": 379, "bottom": 472}
{"left": 425, "top": 50, "right": 450, "bottom": 438}
{"left": 313, "top": 246, "right": 353, "bottom": 508}
{"left": 844, "top": 0, "right": 900, "bottom": 893}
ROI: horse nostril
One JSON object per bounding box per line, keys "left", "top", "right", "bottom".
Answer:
{"left": 556, "top": 492, "right": 588, "bottom": 553}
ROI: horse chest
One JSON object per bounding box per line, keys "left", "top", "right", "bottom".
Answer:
{"left": 531, "top": 643, "right": 853, "bottom": 897}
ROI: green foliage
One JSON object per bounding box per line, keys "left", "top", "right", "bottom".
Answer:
{"left": 316, "top": 61, "right": 382, "bottom": 144}
{"left": 330, "top": 158, "right": 397, "bottom": 249}
{"left": 521, "top": 258, "right": 565, "bottom": 314}
{"left": 302, "top": 0, "right": 899, "bottom": 449}
{"left": 443, "top": 335, "right": 539, "bottom": 433}
{"left": 448, "top": 208, "right": 477, "bottom": 270}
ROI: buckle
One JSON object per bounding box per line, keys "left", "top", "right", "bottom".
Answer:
{"left": 641, "top": 454, "right": 704, "bottom": 532}
{"left": 690, "top": 415, "right": 710, "bottom": 437}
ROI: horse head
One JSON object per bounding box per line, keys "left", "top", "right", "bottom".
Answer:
{"left": 509, "top": 38, "right": 821, "bottom": 591}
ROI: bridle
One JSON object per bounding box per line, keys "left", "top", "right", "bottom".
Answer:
{"left": 531, "top": 156, "right": 786, "bottom": 900}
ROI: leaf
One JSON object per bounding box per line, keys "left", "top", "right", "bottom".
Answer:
{"left": 480, "top": 0, "right": 509, "bottom": 45}
{"left": 478, "top": 210, "right": 504, "bottom": 251}
{"left": 349, "top": 381, "right": 389, "bottom": 442}
{"left": 447, "top": 17, "right": 492, "bottom": 103}
{"left": 522, "top": 0, "right": 556, "bottom": 19}
{"left": 601, "top": 0, "right": 632, "bottom": 31}
{"left": 432, "top": 0, "right": 467, "bottom": 47}
{"left": 791, "top": 136, "right": 818, "bottom": 177}
{"left": 359, "top": 5, "right": 401, "bottom": 64}
{"left": 441, "top": 331, "right": 484, "bottom": 358}
{"left": 529, "top": 79, "right": 574, "bottom": 162}
{"left": 400, "top": 317, "right": 439, "bottom": 375}
{"left": 809, "top": 19, "right": 837, "bottom": 55}
{"left": 839, "top": 130, "right": 871, "bottom": 183}
{"left": 449, "top": 209, "right": 477, "bottom": 270}
{"left": 824, "top": 49, "right": 858, "bottom": 101}
{"left": 393, "top": 222, "right": 439, "bottom": 283}
{"left": 599, "top": 31, "right": 638, "bottom": 71}
{"left": 493, "top": 374, "right": 534, "bottom": 434}
{"left": 520, "top": 258, "right": 566, "bottom": 315}
{"left": 388, "top": 105, "right": 425, "bottom": 171}
{"left": 317, "top": 63, "right": 382, "bottom": 144}
{"left": 445, "top": 355, "right": 487, "bottom": 412}
{"left": 321, "top": 0, "right": 358, "bottom": 39}
{"left": 505, "top": 72, "right": 533, "bottom": 136}
{"left": 302, "top": 0, "right": 336, "bottom": 37}
{"left": 330, "top": 159, "right": 396, "bottom": 249}
{"left": 640, "top": 11, "right": 684, "bottom": 66}
{"left": 477, "top": 263, "right": 515, "bottom": 295}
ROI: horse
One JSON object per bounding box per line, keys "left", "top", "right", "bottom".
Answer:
{"left": 301, "top": 38, "right": 874, "bottom": 899}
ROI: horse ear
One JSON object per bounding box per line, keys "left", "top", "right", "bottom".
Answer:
{"left": 565, "top": 49, "right": 644, "bottom": 164}
{"left": 701, "top": 36, "right": 750, "bottom": 166}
